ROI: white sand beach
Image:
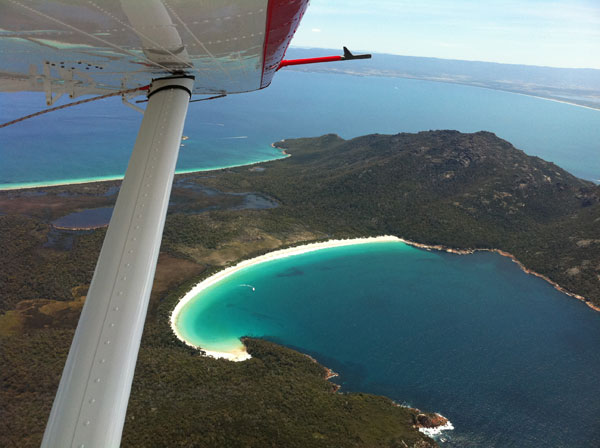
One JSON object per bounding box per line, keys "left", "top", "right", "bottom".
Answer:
{"left": 170, "top": 231, "right": 598, "bottom": 361}
{"left": 0, "top": 153, "right": 289, "bottom": 191}
{"left": 170, "top": 235, "right": 403, "bottom": 361}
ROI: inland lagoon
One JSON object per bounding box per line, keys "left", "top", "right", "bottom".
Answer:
{"left": 172, "top": 238, "right": 600, "bottom": 447}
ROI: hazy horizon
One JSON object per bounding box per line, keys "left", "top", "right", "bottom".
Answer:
{"left": 289, "top": 45, "right": 600, "bottom": 71}
{"left": 292, "top": 0, "right": 600, "bottom": 70}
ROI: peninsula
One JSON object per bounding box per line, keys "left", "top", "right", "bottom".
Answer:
{"left": 1, "top": 130, "right": 598, "bottom": 447}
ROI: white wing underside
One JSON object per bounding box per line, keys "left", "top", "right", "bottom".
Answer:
{"left": 0, "top": 0, "right": 270, "bottom": 96}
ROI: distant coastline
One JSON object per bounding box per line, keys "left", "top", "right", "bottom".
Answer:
{"left": 309, "top": 69, "right": 600, "bottom": 112}
{"left": 405, "top": 75, "right": 600, "bottom": 112}
{"left": 401, "top": 76, "right": 600, "bottom": 112}
{"left": 284, "top": 48, "right": 600, "bottom": 111}
{"left": 171, "top": 235, "right": 598, "bottom": 362}
{"left": 509, "top": 91, "right": 600, "bottom": 112}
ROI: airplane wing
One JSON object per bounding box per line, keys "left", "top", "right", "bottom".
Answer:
{"left": 0, "top": 1, "right": 309, "bottom": 447}
{"left": 0, "top": 0, "right": 307, "bottom": 98}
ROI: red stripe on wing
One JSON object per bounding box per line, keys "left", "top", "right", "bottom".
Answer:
{"left": 260, "top": 0, "right": 310, "bottom": 89}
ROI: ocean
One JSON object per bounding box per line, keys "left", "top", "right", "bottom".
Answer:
{"left": 1, "top": 71, "right": 599, "bottom": 189}
{"left": 175, "top": 242, "right": 600, "bottom": 447}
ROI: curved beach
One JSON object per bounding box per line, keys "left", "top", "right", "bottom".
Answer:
{"left": 171, "top": 233, "right": 597, "bottom": 362}
{"left": 170, "top": 235, "right": 402, "bottom": 361}
{"left": 0, "top": 153, "right": 289, "bottom": 191}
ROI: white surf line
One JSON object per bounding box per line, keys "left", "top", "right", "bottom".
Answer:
{"left": 508, "top": 91, "right": 600, "bottom": 112}
{"left": 0, "top": 176, "right": 124, "bottom": 191}
{"left": 1, "top": 151, "right": 289, "bottom": 191}
{"left": 418, "top": 417, "right": 455, "bottom": 437}
{"left": 170, "top": 235, "right": 403, "bottom": 361}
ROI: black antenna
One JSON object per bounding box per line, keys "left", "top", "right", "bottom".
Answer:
{"left": 342, "top": 46, "right": 372, "bottom": 60}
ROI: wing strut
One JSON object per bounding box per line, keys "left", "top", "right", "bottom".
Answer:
{"left": 42, "top": 75, "right": 194, "bottom": 448}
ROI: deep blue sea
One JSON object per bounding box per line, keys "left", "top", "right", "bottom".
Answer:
{"left": 176, "top": 242, "right": 600, "bottom": 447}
{"left": 1, "top": 71, "right": 599, "bottom": 189}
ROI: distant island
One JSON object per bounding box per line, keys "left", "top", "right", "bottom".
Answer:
{"left": 1, "top": 130, "right": 598, "bottom": 446}
{"left": 285, "top": 48, "right": 600, "bottom": 110}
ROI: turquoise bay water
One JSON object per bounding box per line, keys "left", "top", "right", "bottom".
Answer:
{"left": 177, "top": 242, "right": 600, "bottom": 447}
{"left": 1, "top": 72, "right": 599, "bottom": 189}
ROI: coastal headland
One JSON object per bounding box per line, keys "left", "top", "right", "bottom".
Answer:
{"left": 1, "top": 130, "right": 598, "bottom": 446}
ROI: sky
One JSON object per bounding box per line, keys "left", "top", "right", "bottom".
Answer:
{"left": 292, "top": 0, "right": 600, "bottom": 69}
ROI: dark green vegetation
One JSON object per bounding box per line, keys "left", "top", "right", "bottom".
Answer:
{"left": 1, "top": 130, "right": 598, "bottom": 446}
{"left": 123, "top": 336, "right": 433, "bottom": 447}
{"left": 2, "top": 324, "right": 433, "bottom": 448}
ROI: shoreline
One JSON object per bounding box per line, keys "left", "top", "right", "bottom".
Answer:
{"left": 408, "top": 76, "right": 600, "bottom": 113}
{"left": 52, "top": 224, "right": 107, "bottom": 231}
{"left": 4, "top": 126, "right": 598, "bottom": 192}
{"left": 425, "top": 77, "right": 600, "bottom": 113}
{"left": 170, "top": 236, "right": 402, "bottom": 360}
{"left": 408, "top": 73, "right": 600, "bottom": 112}
{"left": 170, "top": 235, "right": 598, "bottom": 362}
{"left": 418, "top": 418, "right": 455, "bottom": 438}
{"left": 290, "top": 69, "right": 600, "bottom": 112}
{"left": 0, "top": 152, "right": 289, "bottom": 192}
{"left": 0, "top": 175, "right": 125, "bottom": 191}
{"left": 271, "top": 140, "right": 289, "bottom": 156}
{"left": 508, "top": 91, "right": 600, "bottom": 112}
{"left": 404, "top": 240, "right": 600, "bottom": 313}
